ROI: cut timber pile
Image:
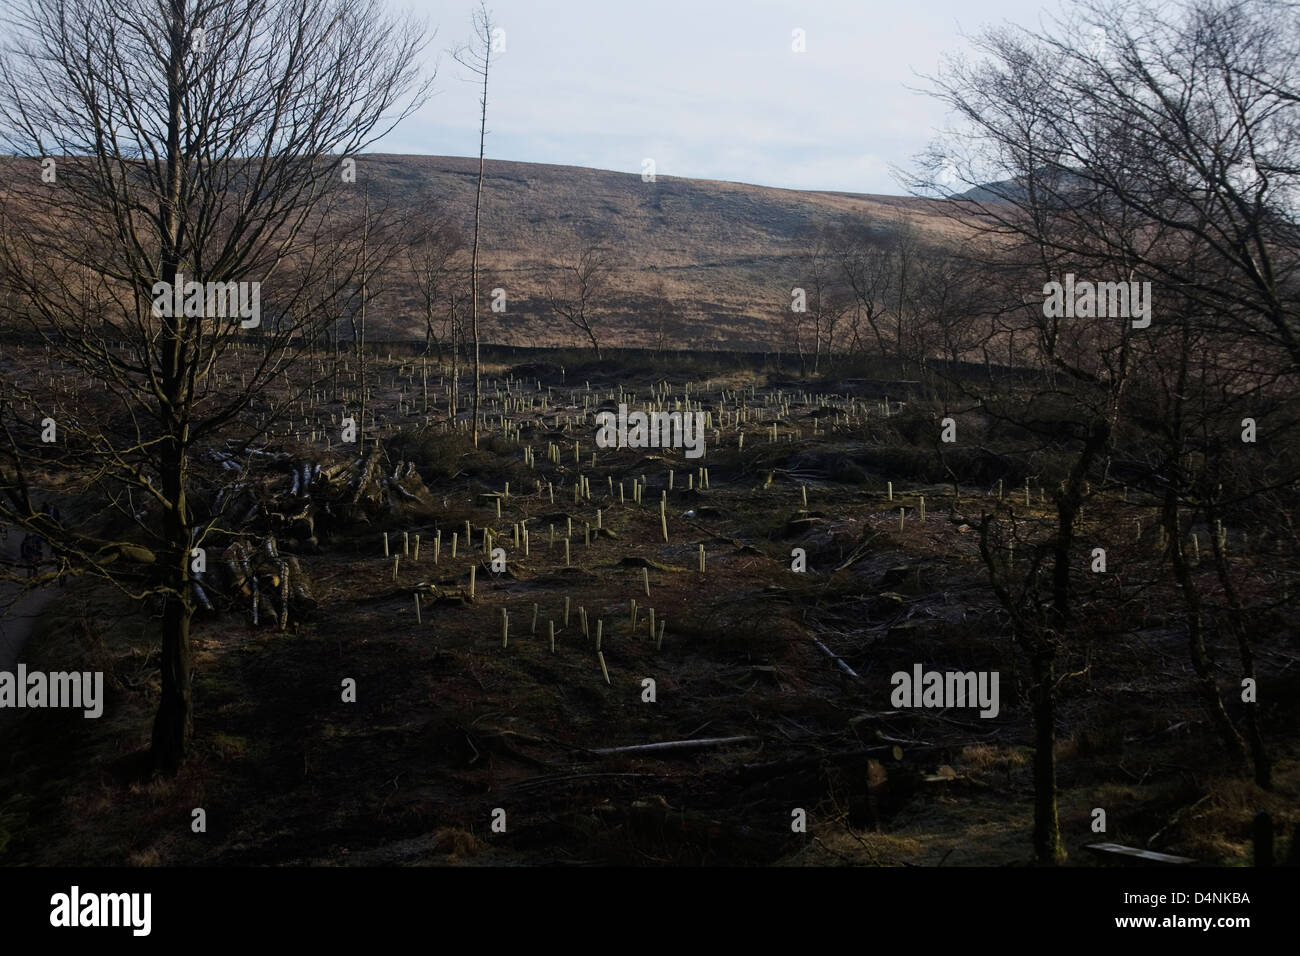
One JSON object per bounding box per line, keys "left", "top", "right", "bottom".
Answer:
{"left": 203, "top": 442, "right": 434, "bottom": 551}
{"left": 190, "top": 441, "right": 434, "bottom": 629}
{"left": 194, "top": 536, "right": 318, "bottom": 630}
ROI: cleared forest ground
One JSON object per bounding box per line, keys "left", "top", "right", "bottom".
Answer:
{"left": 1, "top": 345, "right": 1296, "bottom": 866}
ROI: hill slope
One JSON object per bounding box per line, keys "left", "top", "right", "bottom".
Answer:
{"left": 0, "top": 153, "right": 961, "bottom": 350}
{"left": 357, "top": 155, "right": 958, "bottom": 349}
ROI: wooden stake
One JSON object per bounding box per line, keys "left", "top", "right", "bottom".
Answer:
{"left": 598, "top": 650, "right": 610, "bottom": 685}
{"left": 469, "top": 564, "right": 476, "bottom": 599}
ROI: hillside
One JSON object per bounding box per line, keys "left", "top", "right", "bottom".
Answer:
{"left": 0, "top": 152, "right": 963, "bottom": 350}
{"left": 352, "top": 155, "right": 959, "bottom": 349}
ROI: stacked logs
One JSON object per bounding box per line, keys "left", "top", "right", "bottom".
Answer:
{"left": 216, "top": 537, "right": 317, "bottom": 630}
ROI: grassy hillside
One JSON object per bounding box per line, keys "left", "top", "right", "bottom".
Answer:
{"left": 352, "top": 154, "right": 957, "bottom": 349}
{"left": 0, "top": 152, "right": 962, "bottom": 349}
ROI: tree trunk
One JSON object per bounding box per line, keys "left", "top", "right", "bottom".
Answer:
{"left": 151, "top": 579, "right": 193, "bottom": 773}
{"left": 151, "top": 432, "right": 193, "bottom": 772}
{"left": 150, "top": 6, "right": 193, "bottom": 775}
{"left": 1053, "top": 418, "right": 1108, "bottom": 620}
{"left": 1206, "top": 499, "right": 1272, "bottom": 789}
{"left": 469, "top": 41, "right": 490, "bottom": 447}
{"left": 1030, "top": 647, "right": 1064, "bottom": 864}
{"left": 1162, "top": 489, "right": 1247, "bottom": 764}
{"left": 449, "top": 293, "right": 459, "bottom": 419}
{"left": 357, "top": 192, "right": 369, "bottom": 443}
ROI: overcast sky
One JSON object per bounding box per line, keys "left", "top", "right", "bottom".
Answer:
{"left": 379, "top": 0, "right": 1061, "bottom": 194}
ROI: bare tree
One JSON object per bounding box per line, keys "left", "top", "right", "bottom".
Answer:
{"left": 913, "top": 0, "right": 1300, "bottom": 852}
{"left": 832, "top": 218, "right": 898, "bottom": 359}
{"left": 912, "top": 245, "right": 992, "bottom": 366}
{"left": 344, "top": 188, "right": 410, "bottom": 444}
{"left": 0, "top": 0, "right": 432, "bottom": 773}
{"left": 790, "top": 230, "right": 848, "bottom": 375}
{"left": 452, "top": 0, "right": 496, "bottom": 446}
{"left": 645, "top": 280, "right": 674, "bottom": 358}
{"left": 407, "top": 209, "right": 465, "bottom": 362}
{"left": 547, "top": 241, "right": 615, "bottom": 359}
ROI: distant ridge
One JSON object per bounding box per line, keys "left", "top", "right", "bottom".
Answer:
{"left": 0, "top": 152, "right": 963, "bottom": 350}
{"left": 347, "top": 154, "right": 965, "bottom": 349}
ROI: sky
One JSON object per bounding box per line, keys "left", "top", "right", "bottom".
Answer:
{"left": 378, "top": 0, "right": 1063, "bottom": 195}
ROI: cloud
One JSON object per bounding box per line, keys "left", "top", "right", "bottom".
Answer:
{"left": 390, "top": 0, "right": 1052, "bottom": 193}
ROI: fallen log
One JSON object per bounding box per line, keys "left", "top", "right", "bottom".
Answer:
{"left": 734, "top": 745, "right": 907, "bottom": 783}
{"left": 278, "top": 559, "right": 290, "bottom": 631}
{"left": 390, "top": 482, "right": 421, "bottom": 502}
{"left": 191, "top": 579, "right": 213, "bottom": 612}
{"left": 812, "top": 638, "right": 859, "bottom": 679}
{"left": 591, "top": 736, "right": 759, "bottom": 756}
{"left": 1084, "top": 843, "right": 1197, "bottom": 866}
